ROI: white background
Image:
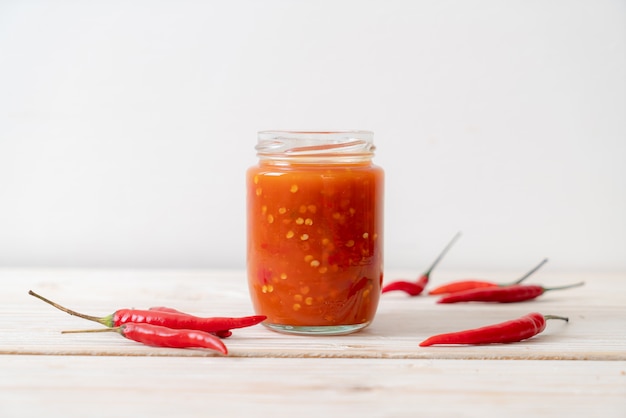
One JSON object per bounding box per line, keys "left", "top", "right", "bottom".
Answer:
{"left": 1, "top": 0, "right": 624, "bottom": 274}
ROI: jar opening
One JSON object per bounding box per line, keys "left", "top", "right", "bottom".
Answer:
{"left": 256, "top": 131, "right": 375, "bottom": 164}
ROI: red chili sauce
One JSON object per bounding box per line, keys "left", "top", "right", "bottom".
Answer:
{"left": 247, "top": 162, "right": 384, "bottom": 329}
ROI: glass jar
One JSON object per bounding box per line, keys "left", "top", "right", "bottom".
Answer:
{"left": 246, "top": 131, "right": 384, "bottom": 335}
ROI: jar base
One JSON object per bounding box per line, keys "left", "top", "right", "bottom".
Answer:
{"left": 263, "top": 322, "right": 370, "bottom": 336}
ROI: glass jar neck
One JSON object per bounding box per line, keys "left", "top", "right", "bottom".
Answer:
{"left": 256, "top": 131, "right": 375, "bottom": 165}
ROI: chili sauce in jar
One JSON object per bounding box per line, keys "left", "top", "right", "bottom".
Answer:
{"left": 246, "top": 131, "right": 384, "bottom": 335}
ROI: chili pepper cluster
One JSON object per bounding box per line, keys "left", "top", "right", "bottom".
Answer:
{"left": 383, "top": 232, "right": 584, "bottom": 303}
{"left": 28, "top": 290, "right": 266, "bottom": 355}
{"left": 382, "top": 233, "right": 584, "bottom": 346}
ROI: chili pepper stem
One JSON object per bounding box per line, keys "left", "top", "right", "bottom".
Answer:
{"left": 543, "top": 282, "right": 585, "bottom": 292}
{"left": 28, "top": 290, "right": 112, "bottom": 326}
{"left": 544, "top": 315, "right": 569, "bottom": 322}
{"left": 62, "top": 328, "right": 120, "bottom": 334}
{"left": 422, "top": 231, "right": 462, "bottom": 278}
{"left": 511, "top": 258, "right": 549, "bottom": 285}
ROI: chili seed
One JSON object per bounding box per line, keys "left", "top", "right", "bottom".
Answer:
{"left": 286, "top": 231, "right": 295, "bottom": 239}
{"left": 300, "top": 234, "right": 309, "bottom": 241}
{"left": 290, "top": 185, "right": 298, "bottom": 193}
{"left": 296, "top": 217, "right": 304, "bottom": 225}
{"left": 278, "top": 207, "right": 287, "bottom": 214}
{"left": 305, "top": 297, "right": 313, "bottom": 306}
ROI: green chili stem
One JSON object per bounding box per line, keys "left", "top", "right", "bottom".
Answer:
{"left": 512, "top": 258, "right": 549, "bottom": 284}
{"left": 28, "top": 290, "right": 109, "bottom": 326}
{"left": 62, "top": 328, "right": 121, "bottom": 334}
{"left": 543, "top": 315, "right": 569, "bottom": 322}
{"left": 543, "top": 282, "right": 585, "bottom": 292}
{"left": 423, "top": 231, "right": 462, "bottom": 276}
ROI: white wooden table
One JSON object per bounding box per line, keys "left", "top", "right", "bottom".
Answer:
{"left": 1, "top": 268, "right": 624, "bottom": 417}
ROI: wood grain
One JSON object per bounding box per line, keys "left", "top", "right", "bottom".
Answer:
{"left": 1, "top": 268, "right": 625, "bottom": 418}
{"left": 0, "top": 355, "right": 624, "bottom": 418}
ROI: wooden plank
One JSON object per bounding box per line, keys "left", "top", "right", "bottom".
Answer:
{"left": 1, "top": 269, "right": 625, "bottom": 360}
{"left": 1, "top": 355, "right": 624, "bottom": 418}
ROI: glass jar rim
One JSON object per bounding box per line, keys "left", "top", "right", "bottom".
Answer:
{"left": 258, "top": 129, "right": 373, "bottom": 136}
{"left": 256, "top": 130, "right": 375, "bottom": 163}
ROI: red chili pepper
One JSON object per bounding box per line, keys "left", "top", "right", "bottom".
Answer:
{"left": 382, "top": 231, "right": 461, "bottom": 296}
{"left": 381, "top": 279, "right": 428, "bottom": 296}
{"left": 436, "top": 281, "right": 584, "bottom": 304}
{"left": 419, "top": 312, "right": 569, "bottom": 346}
{"left": 62, "top": 323, "right": 228, "bottom": 355}
{"left": 149, "top": 307, "right": 233, "bottom": 338}
{"left": 28, "top": 290, "right": 266, "bottom": 334}
{"left": 428, "top": 258, "right": 549, "bottom": 295}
